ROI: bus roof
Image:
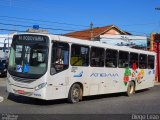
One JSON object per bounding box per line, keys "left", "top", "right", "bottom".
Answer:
{"left": 15, "top": 32, "right": 156, "bottom": 56}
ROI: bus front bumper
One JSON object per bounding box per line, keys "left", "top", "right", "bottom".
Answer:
{"left": 7, "top": 82, "right": 46, "bottom": 100}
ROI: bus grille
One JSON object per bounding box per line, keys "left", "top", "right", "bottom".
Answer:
{"left": 11, "top": 75, "right": 36, "bottom": 83}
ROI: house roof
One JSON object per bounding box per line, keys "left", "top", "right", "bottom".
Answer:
{"left": 64, "top": 25, "right": 131, "bottom": 40}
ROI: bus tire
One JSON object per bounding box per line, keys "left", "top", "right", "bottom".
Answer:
{"left": 68, "top": 84, "right": 82, "bottom": 103}
{"left": 126, "top": 81, "right": 135, "bottom": 96}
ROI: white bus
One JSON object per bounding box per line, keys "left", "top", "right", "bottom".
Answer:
{"left": 6, "top": 33, "right": 156, "bottom": 103}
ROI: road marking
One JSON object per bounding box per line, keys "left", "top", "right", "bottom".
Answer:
{"left": 0, "top": 96, "right": 4, "bottom": 102}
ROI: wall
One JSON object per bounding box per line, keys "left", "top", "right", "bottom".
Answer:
{"left": 150, "top": 33, "right": 160, "bottom": 82}
{"left": 103, "top": 29, "right": 121, "bottom": 35}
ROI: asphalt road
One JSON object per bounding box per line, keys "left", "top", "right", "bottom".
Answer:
{"left": 0, "top": 77, "right": 160, "bottom": 119}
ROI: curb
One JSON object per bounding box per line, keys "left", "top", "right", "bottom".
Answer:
{"left": 155, "top": 83, "right": 160, "bottom": 86}
{"left": 154, "top": 82, "right": 160, "bottom": 86}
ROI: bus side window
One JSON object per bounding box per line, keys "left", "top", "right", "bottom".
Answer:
{"left": 71, "top": 44, "right": 89, "bottom": 66}
{"left": 118, "top": 51, "right": 129, "bottom": 68}
{"left": 148, "top": 55, "right": 155, "bottom": 69}
{"left": 105, "top": 49, "right": 117, "bottom": 68}
{"left": 90, "top": 47, "right": 105, "bottom": 67}
{"left": 51, "top": 42, "right": 69, "bottom": 75}
{"left": 130, "top": 52, "right": 138, "bottom": 69}
{"left": 139, "top": 54, "right": 147, "bottom": 69}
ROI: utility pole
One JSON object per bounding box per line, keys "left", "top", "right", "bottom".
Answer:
{"left": 90, "top": 22, "right": 94, "bottom": 41}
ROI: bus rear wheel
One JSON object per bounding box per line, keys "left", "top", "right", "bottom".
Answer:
{"left": 126, "top": 81, "right": 135, "bottom": 96}
{"left": 68, "top": 84, "right": 82, "bottom": 103}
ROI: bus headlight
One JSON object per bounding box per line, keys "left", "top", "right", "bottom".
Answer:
{"left": 35, "top": 82, "right": 47, "bottom": 91}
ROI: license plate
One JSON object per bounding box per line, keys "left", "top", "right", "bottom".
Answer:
{"left": 16, "top": 90, "right": 25, "bottom": 94}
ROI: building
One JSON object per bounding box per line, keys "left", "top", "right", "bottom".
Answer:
{"left": 150, "top": 33, "right": 160, "bottom": 82}
{"left": 0, "top": 33, "right": 15, "bottom": 58}
{"left": 64, "top": 24, "right": 148, "bottom": 50}
{"left": 100, "top": 34, "right": 148, "bottom": 50}
{"left": 64, "top": 25, "right": 131, "bottom": 41}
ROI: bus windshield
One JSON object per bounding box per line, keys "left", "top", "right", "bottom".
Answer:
{"left": 8, "top": 35, "right": 49, "bottom": 79}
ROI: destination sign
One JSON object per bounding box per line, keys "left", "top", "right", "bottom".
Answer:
{"left": 18, "top": 36, "right": 44, "bottom": 41}
{"left": 13, "top": 35, "right": 49, "bottom": 43}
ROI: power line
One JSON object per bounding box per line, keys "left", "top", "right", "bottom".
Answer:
{"left": 0, "top": 22, "right": 77, "bottom": 32}
{"left": 0, "top": 27, "right": 151, "bottom": 40}
{"left": 93, "top": 23, "right": 158, "bottom": 29}
{"left": 0, "top": 22, "right": 153, "bottom": 37}
{"left": 0, "top": 16, "right": 157, "bottom": 36}
{"left": 118, "top": 22, "right": 157, "bottom": 27}
{"left": 0, "top": 18, "right": 83, "bottom": 30}
{"left": 0, "top": 15, "right": 89, "bottom": 28}
{"left": 0, "top": 16, "right": 158, "bottom": 35}
{"left": 0, "top": 22, "right": 30, "bottom": 28}
{"left": 0, "top": 28, "right": 24, "bottom": 32}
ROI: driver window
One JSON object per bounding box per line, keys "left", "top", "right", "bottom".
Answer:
{"left": 51, "top": 41, "right": 69, "bottom": 75}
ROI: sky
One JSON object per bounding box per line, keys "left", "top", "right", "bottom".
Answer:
{"left": 0, "top": 0, "right": 160, "bottom": 36}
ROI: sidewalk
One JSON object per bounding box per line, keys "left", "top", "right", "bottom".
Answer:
{"left": 154, "top": 81, "right": 160, "bottom": 86}
{"left": 0, "top": 77, "right": 6, "bottom": 86}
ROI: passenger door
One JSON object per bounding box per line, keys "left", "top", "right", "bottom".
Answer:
{"left": 49, "top": 41, "right": 70, "bottom": 99}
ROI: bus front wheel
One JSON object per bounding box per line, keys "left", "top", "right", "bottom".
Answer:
{"left": 68, "top": 84, "right": 82, "bottom": 103}
{"left": 126, "top": 81, "right": 135, "bottom": 96}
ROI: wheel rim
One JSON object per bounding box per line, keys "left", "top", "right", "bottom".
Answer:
{"left": 129, "top": 84, "right": 134, "bottom": 94}
{"left": 72, "top": 88, "right": 80, "bottom": 99}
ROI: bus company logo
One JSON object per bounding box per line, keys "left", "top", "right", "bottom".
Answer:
{"left": 90, "top": 73, "right": 119, "bottom": 78}
{"left": 74, "top": 71, "right": 83, "bottom": 77}
{"left": 34, "top": 93, "right": 41, "bottom": 97}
